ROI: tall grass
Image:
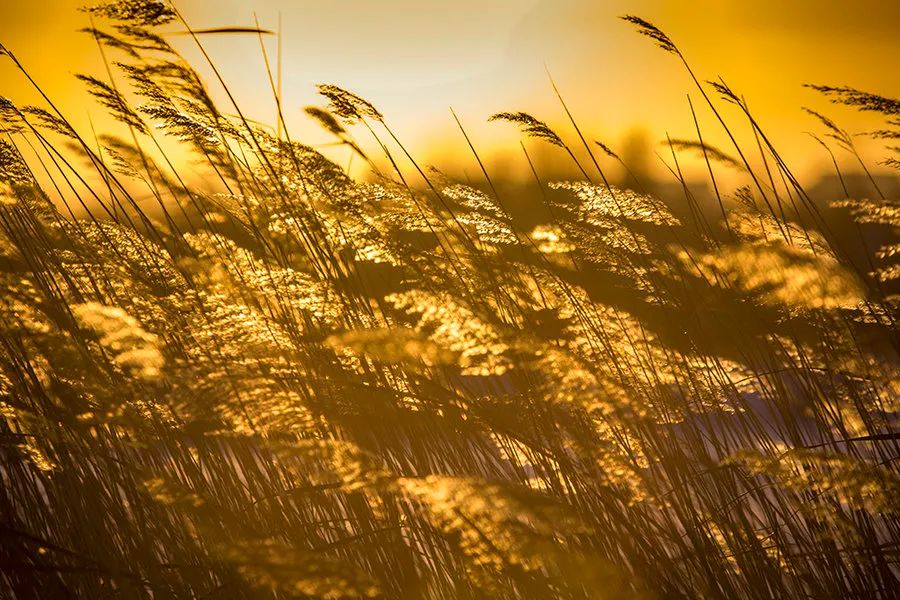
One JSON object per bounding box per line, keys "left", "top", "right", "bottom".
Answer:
{"left": 0, "top": 2, "right": 898, "bottom": 598}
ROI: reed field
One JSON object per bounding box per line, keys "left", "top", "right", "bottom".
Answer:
{"left": 1, "top": 1, "right": 899, "bottom": 597}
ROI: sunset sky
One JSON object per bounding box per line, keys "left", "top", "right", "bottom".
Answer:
{"left": 1, "top": 0, "right": 897, "bottom": 182}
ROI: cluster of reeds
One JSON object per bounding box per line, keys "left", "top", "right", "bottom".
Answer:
{"left": 0, "top": 1, "right": 898, "bottom": 598}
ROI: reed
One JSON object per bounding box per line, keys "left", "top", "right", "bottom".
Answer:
{"left": 0, "top": 2, "right": 898, "bottom": 598}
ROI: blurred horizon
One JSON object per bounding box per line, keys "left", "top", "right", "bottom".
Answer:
{"left": 1, "top": 0, "right": 898, "bottom": 189}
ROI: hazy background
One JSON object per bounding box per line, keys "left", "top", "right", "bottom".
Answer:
{"left": 1, "top": 0, "right": 898, "bottom": 185}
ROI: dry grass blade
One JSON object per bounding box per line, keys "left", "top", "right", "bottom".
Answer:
{"left": 169, "top": 27, "right": 275, "bottom": 36}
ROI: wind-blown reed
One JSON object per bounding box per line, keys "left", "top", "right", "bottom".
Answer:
{"left": 0, "top": 2, "right": 898, "bottom": 598}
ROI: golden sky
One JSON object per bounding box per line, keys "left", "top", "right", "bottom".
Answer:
{"left": 1, "top": 0, "right": 898, "bottom": 182}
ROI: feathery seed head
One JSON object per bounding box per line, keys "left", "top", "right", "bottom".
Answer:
{"left": 0, "top": 140, "right": 33, "bottom": 187}
{"left": 806, "top": 84, "right": 900, "bottom": 116}
{"left": 802, "top": 108, "right": 852, "bottom": 149}
{"left": 73, "top": 302, "right": 165, "bottom": 380}
{"left": 594, "top": 140, "right": 620, "bottom": 160}
{"left": 489, "top": 111, "right": 564, "bottom": 147}
{"left": 531, "top": 225, "right": 575, "bottom": 254}
{"left": 867, "top": 129, "right": 900, "bottom": 140}
{"left": 689, "top": 243, "right": 864, "bottom": 312}
{"left": 667, "top": 138, "right": 745, "bottom": 170}
{"left": 316, "top": 84, "right": 383, "bottom": 123}
{"left": 114, "top": 25, "right": 174, "bottom": 53}
{"left": 80, "top": 27, "right": 141, "bottom": 58}
{"left": 304, "top": 106, "right": 346, "bottom": 136}
{"left": 77, "top": 74, "right": 148, "bottom": 133}
{"left": 802, "top": 107, "right": 843, "bottom": 134}
{"left": 621, "top": 15, "right": 679, "bottom": 54}
{"left": 552, "top": 181, "right": 679, "bottom": 226}
{"left": 81, "top": 0, "right": 177, "bottom": 26}
{"left": 709, "top": 80, "right": 741, "bottom": 105}
{"left": 0, "top": 97, "right": 22, "bottom": 134}
{"left": 22, "top": 107, "right": 76, "bottom": 138}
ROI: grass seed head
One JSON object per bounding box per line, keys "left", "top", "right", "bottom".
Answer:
{"left": 81, "top": 0, "right": 177, "bottom": 27}
{"left": 489, "top": 111, "right": 564, "bottom": 147}
{"left": 621, "top": 15, "right": 679, "bottom": 54}
{"left": 316, "top": 83, "right": 384, "bottom": 123}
